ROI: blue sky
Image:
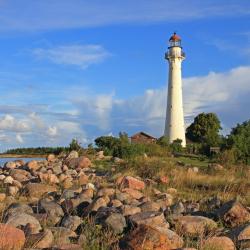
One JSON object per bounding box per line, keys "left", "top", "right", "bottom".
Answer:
{"left": 0, "top": 0, "right": 249, "bottom": 150}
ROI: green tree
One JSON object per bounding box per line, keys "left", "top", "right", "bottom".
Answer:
{"left": 157, "top": 136, "right": 169, "bottom": 147}
{"left": 69, "top": 138, "right": 82, "bottom": 152}
{"left": 186, "top": 112, "right": 222, "bottom": 146}
{"left": 226, "top": 120, "right": 250, "bottom": 164}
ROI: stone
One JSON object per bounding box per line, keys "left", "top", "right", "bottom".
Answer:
{"left": 39, "top": 172, "right": 59, "bottom": 184}
{"left": 0, "top": 223, "right": 25, "bottom": 250}
{"left": 120, "top": 176, "right": 145, "bottom": 190}
{"left": 155, "top": 227, "right": 183, "bottom": 249}
{"left": 171, "top": 201, "right": 186, "bottom": 215}
{"left": 53, "top": 243, "right": 82, "bottom": 250}
{"left": 122, "top": 205, "right": 141, "bottom": 216}
{"left": 175, "top": 216, "right": 217, "bottom": 236}
{"left": 159, "top": 175, "right": 169, "bottom": 184}
{"left": 24, "top": 229, "right": 54, "bottom": 249}
{"left": 96, "top": 150, "right": 104, "bottom": 159}
{"left": 78, "top": 174, "right": 89, "bottom": 185}
{"left": 80, "top": 188, "right": 94, "bottom": 199}
{"left": 4, "top": 161, "right": 16, "bottom": 169}
{"left": 121, "top": 188, "right": 143, "bottom": 200}
{"left": 4, "top": 176, "right": 14, "bottom": 184}
{"left": 24, "top": 183, "right": 57, "bottom": 199}
{"left": 0, "top": 193, "right": 6, "bottom": 201}
{"left": 203, "top": 236, "right": 235, "bottom": 250}
{"left": 26, "top": 160, "right": 39, "bottom": 171}
{"left": 120, "top": 224, "right": 172, "bottom": 250}
{"left": 140, "top": 201, "right": 161, "bottom": 212}
{"left": 7, "top": 185, "right": 19, "bottom": 196}
{"left": 39, "top": 199, "right": 64, "bottom": 226}
{"left": 129, "top": 211, "right": 168, "bottom": 229}
{"left": 47, "top": 153, "right": 56, "bottom": 162}
{"left": 97, "top": 187, "right": 115, "bottom": 197}
{"left": 166, "top": 187, "right": 178, "bottom": 195}
{"left": 110, "top": 199, "right": 123, "bottom": 208}
{"left": 90, "top": 197, "right": 109, "bottom": 212}
{"left": 77, "top": 156, "right": 92, "bottom": 169}
{"left": 228, "top": 223, "right": 250, "bottom": 249}
{"left": 4, "top": 203, "right": 33, "bottom": 218}
{"left": 105, "top": 213, "right": 126, "bottom": 234}
{"left": 0, "top": 174, "right": 5, "bottom": 180}
{"left": 215, "top": 200, "right": 250, "bottom": 227}
{"left": 61, "top": 216, "right": 82, "bottom": 231}
{"left": 66, "top": 150, "right": 79, "bottom": 159}
{"left": 62, "top": 178, "right": 73, "bottom": 189}
{"left": 5, "top": 213, "right": 42, "bottom": 233}
{"left": 49, "top": 227, "right": 77, "bottom": 245}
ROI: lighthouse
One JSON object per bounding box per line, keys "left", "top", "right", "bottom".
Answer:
{"left": 164, "top": 32, "right": 186, "bottom": 147}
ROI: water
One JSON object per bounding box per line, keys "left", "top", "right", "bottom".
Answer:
{"left": 0, "top": 157, "right": 45, "bottom": 167}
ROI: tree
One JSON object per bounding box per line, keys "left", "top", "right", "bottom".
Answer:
{"left": 226, "top": 120, "right": 250, "bottom": 164}
{"left": 186, "top": 112, "right": 222, "bottom": 146}
{"left": 69, "top": 138, "right": 82, "bottom": 152}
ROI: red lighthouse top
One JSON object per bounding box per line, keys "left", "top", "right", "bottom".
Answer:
{"left": 169, "top": 32, "right": 182, "bottom": 48}
{"left": 169, "top": 32, "right": 181, "bottom": 41}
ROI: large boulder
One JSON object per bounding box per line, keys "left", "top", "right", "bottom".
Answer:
{"left": 4, "top": 161, "right": 17, "bottom": 170}
{"left": 228, "top": 223, "right": 250, "bottom": 249}
{"left": 215, "top": 200, "right": 250, "bottom": 227}
{"left": 129, "top": 211, "right": 169, "bottom": 229}
{"left": 202, "top": 236, "right": 235, "bottom": 250}
{"left": 26, "top": 160, "right": 40, "bottom": 171}
{"left": 119, "top": 176, "right": 145, "bottom": 190}
{"left": 24, "top": 183, "right": 57, "bottom": 199}
{"left": 0, "top": 223, "right": 25, "bottom": 250}
{"left": 5, "top": 213, "right": 42, "bottom": 233}
{"left": 24, "top": 229, "right": 54, "bottom": 249}
{"left": 61, "top": 216, "right": 82, "bottom": 231}
{"left": 120, "top": 224, "right": 172, "bottom": 250}
{"left": 104, "top": 213, "right": 126, "bottom": 234}
{"left": 174, "top": 216, "right": 217, "bottom": 236}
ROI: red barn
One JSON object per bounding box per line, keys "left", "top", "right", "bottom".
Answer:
{"left": 130, "top": 132, "right": 157, "bottom": 144}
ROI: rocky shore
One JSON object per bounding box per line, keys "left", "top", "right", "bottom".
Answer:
{"left": 0, "top": 151, "right": 249, "bottom": 250}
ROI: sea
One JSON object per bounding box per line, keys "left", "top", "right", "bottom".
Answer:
{"left": 0, "top": 157, "right": 45, "bottom": 167}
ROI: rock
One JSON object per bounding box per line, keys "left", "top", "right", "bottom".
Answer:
{"left": 39, "top": 199, "right": 64, "bottom": 226}
{"left": 130, "top": 211, "right": 168, "bottom": 229}
{"left": 203, "top": 236, "right": 235, "bottom": 250}
{"left": 140, "top": 201, "right": 161, "bottom": 212}
{"left": 50, "top": 227, "right": 77, "bottom": 245}
{"left": 66, "top": 150, "right": 79, "bottom": 159}
{"left": 47, "top": 154, "right": 56, "bottom": 162}
{"left": 52, "top": 162, "right": 63, "bottom": 175}
{"left": 120, "top": 224, "right": 172, "bottom": 250}
{"left": 4, "top": 203, "right": 33, "bottom": 218}
{"left": 39, "top": 172, "right": 59, "bottom": 184}
{"left": 193, "top": 167, "right": 199, "bottom": 173}
{"left": 90, "top": 197, "right": 109, "bottom": 212}
{"left": 97, "top": 187, "right": 115, "bottom": 197}
{"left": 5, "top": 213, "right": 42, "bottom": 233}
{"left": 121, "top": 188, "right": 144, "bottom": 200}
{"left": 80, "top": 188, "right": 94, "bottom": 199}
{"left": 215, "top": 200, "right": 250, "bottom": 227}
{"left": 104, "top": 213, "right": 126, "bottom": 234}
{"left": 166, "top": 187, "right": 177, "bottom": 195}
{"left": 77, "top": 156, "right": 92, "bottom": 169}
{"left": 62, "top": 178, "right": 73, "bottom": 189}
{"left": 26, "top": 160, "right": 39, "bottom": 171}
{"left": 61, "top": 216, "right": 82, "bottom": 231}
{"left": 209, "top": 163, "right": 224, "bottom": 171}
{"left": 122, "top": 205, "right": 141, "bottom": 216}
{"left": 24, "top": 183, "right": 57, "bottom": 199}
{"left": 175, "top": 216, "right": 217, "bottom": 236}
{"left": 0, "top": 193, "right": 6, "bottom": 201}
{"left": 110, "top": 199, "right": 123, "bottom": 208}
{"left": 78, "top": 233, "right": 87, "bottom": 245}
{"left": 171, "top": 201, "right": 186, "bottom": 215}
{"left": 7, "top": 185, "right": 19, "bottom": 196}
{"left": 4, "top": 176, "right": 14, "bottom": 184}
{"left": 78, "top": 174, "right": 89, "bottom": 185}
{"left": 0, "top": 174, "right": 5, "bottom": 181}
{"left": 24, "top": 229, "right": 54, "bottom": 249}
{"left": 228, "top": 223, "right": 250, "bottom": 249}
{"left": 120, "top": 176, "right": 145, "bottom": 190}
{"left": 0, "top": 223, "right": 25, "bottom": 250}
{"left": 53, "top": 243, "right": 82, "bottom": 250}
{"left": 4, "top": 161, "right": 17, "bottom": 169}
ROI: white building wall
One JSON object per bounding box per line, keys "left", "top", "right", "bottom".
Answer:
{"left": 164, "top": 46, "right": 186, "bottom": 147}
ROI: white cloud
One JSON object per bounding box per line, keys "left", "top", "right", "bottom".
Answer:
{"left": 32, "top": 44, "right": 111, "bottom": 69}
{"left": 47, "top": 126, "right": 57, "bottom": 137}
{"left": 0, "top": 1, "right": 249, "bottom": 31}
{"left": 0, "top": 114, "right": 30, "bottom": 132}
{"left": 16, "top": 134, "right": 24, "bottom": 143}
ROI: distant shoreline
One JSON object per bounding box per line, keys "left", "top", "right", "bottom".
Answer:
{"left": 0, "top": 154, "right": 47, "bottom": 158}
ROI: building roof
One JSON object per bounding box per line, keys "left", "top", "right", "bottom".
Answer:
{"left": 169, "top": 32, "right": 181, "bottom": 41}
{"left": 130, "top": 131, "right": 156, "bottom": 140}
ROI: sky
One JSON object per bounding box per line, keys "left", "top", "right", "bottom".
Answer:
{"left": 0, "top": 0, "right": 249, "bottom": 151}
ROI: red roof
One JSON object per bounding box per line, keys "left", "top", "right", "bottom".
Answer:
{"left": 169, "top": 32, "right": 181, "bottom": 41}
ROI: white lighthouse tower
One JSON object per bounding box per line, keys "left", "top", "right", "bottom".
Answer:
{"left": 164, "top": 32, "right": 186, "bottom": 147}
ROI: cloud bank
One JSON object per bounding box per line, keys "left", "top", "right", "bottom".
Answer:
{"left": 0, "top": 65, "right": 249, "bottom": 150}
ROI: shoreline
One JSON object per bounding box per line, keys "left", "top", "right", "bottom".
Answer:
{"left": 0, "top": 154, "right": 47, "bottom": 158}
